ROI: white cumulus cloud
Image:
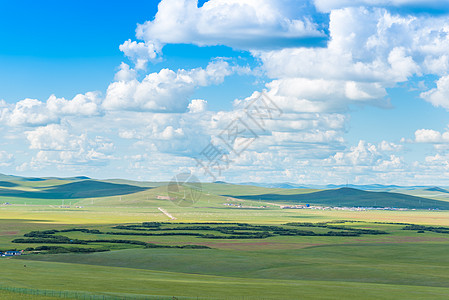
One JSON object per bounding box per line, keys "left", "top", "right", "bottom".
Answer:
{"left": 1, "top": 92, "right": 101, "bottom": 127}
{"left": 103, "top": 60, "right": 232, "bottom": 112}
{"left": 134, "top": 0, "right": 324, "bottom": 56}
{"left": 415, "top": 129, "right": 449, "bottom": 143}
{"left": 24, "top": 124, "right": 114, "bottom": 167}
{"left": 188, "top": 99, "right": 208, "bottom": 113}
{"left": 421, "top": 76, "right": 449, "bottom": 110}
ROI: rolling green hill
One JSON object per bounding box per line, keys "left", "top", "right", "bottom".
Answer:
{"left": 0, "top": 181, "right": 19, "bottom": 188}
{"left": 232, "top": 187, "right": 449, "bottom": 210}
{"left": 0, "top": 173, "right": 446, "bottom": 210}
{"left": 425, "top": 187, "right": 449, "bottom": 193}
{"left": 0, "top": 180, "right": 149, "bottom": 199}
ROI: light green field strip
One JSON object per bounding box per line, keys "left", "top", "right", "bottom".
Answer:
{"left": 3, "top": 205, "right": 449, "bottom": 226}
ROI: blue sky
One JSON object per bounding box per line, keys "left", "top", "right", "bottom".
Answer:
{"left": 0, "top": 0, "right": 158, "bottom": 102}
{"left": 1, "top": 0, "right": 449, "bottom": 185}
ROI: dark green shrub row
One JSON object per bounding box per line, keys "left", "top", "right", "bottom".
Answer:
{"left": 88, "top": 239, "right": 147, "bottom": 246}
{"left": 112, "top": 223, "right": 316, "bottom": 237}
{"left": 274, "top": 230, "right": 317, "bottom": 236}
{"left": 403, "top": 224, "right": 449, "bottom": 233}
{"left": 141, "top": 222, "right": 162, "bottom": 228}
{"left": 145, "top": 243, "right": 211, "bottom": 249}
{"left": 25, "top": 246, "right": 109, "bottom": 254}
{"left": 106, "top": 231, "right": 205, "bottom": 237}
{"left": 374, "top": 222, "right": 411, "bottom": 225}
{"left": 284, "top": 222, "right": 388, "bottom": 235}
{"left": 24, "top": 230, "right": 59, "bottom": 237}
{"left": 200, "top": 233, "right": 274, "bottom": 239}
{"left": 326, "top": 226, "right": 387, "bottom": 235}
{"left": 14, "top": 220, "right": 391, "bottom": 249}
{"left": 59, "top": 228, "right": 102, "bottom": 234}
{"left": 13, "top": 236, "right": 87, "bottom": 244}
{"left": 325, "top": 231, "right": 359, "bottom": 236}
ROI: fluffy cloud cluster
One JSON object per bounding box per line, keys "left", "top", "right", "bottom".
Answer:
{"left": 1, "top": 60, "right": 233, "bottom": 129}
{"left": 327, "top": 140, "right": 402, "bottom": 167}
{"left": 119, "top": 40, "right": 162, "bottom": 70}
{"left": 22, "top": 124, "right": 114, "bottom": 169}
{"left": 188, "top": 99, "right": 208, "bottom": 113}
{"left": 132, "top": 0, "right": 324, "bottom": 55}
{"left": 4, "top": 0, "right": 449, "bottom": 184}
{"left": 421, "top": 76, "right": 449, "bottom": 110}
{"left": 103, "top": 60, "right": 232, "bottom": 112}
{"left": 257, "top": 7, "right": 449, "bottom": 108}
{"left": 415, "top": 129, "right": 449, "bottom": 143}
{"left": 0, "top": 92, "right": 101, "bottom": 127}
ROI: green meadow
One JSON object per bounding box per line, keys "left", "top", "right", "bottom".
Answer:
{"left": 1, "top": 178, "right": 449, "bottom": 299}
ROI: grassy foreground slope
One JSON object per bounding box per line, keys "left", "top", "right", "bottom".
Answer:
{"left": 2, "top": 258, "right": 449, "bottom": 299}
{"left": 19, "top": 241, "right": 449, "bottom": 287}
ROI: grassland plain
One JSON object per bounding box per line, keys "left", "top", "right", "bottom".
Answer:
{"left": 1, "top": 209, "right": 449, "bottom": 299}
{"left": 1, "top": 178, "right": 449, "bottom": 299}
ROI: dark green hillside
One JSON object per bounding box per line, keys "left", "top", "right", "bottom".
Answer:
{"left": 425, "top": 187, "right": 449, "bottom": 193}
{"left": 233, "top": 187, "right": 449, "bottom": 210}
{"left": 0, "top": 180, "right": 149, "bottom": 199}
{"left": 0, "top": 181, "right": 19, "bottom": 187}
{"left": 41, "top": 176, "right": 91, "bottom": 181}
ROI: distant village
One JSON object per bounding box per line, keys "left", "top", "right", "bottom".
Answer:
{"left": 223, "top": 203, "right": 268, "bottom": 209}
{"left": 0, "top": 250, "right": 23, "bottom": 257}
{"left": 222, "top": 201, "right": 419, "bottom": 211}
{"left": 279, "top": 204, "right": 413, "bottom": 211}
{"left": 1, "top": 202, "right": 84, "bottom": 209}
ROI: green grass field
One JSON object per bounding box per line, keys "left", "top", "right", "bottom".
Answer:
{"left": 1, "top": 178, "right": 449, "bottom": 299}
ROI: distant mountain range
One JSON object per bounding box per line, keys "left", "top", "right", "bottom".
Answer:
{"left": 324, "top": 184, "right": 430, "bottom": 191}
{"left": 232, "top": 181, "right": 445, "bottom": 191}
{"left": 237, "top": 182, "right": 309, "bottom": 189}
{"left": 1, "top": 174, "right": 446, "bottom": 191}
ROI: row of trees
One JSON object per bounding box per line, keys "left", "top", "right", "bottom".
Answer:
{"left": 13, "top": 221, "right": 392, "bottom": 252}
{"left": 13, "top": 230, "right": 213, "bottom": 252}
{"left": 113, "top": 222, "right": 389, "bottom": 237}
{"left": 403, "top": 224, "right": 449, "bottom": 234}
{"left": 286, "top": 222, "right": 388, "bottom": 235}
{"left": 25, "top": 246, "right": 109, "bottom": 254}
